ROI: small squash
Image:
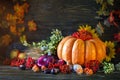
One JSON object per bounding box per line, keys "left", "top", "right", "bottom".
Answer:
{"left": 73, "top": 64, "right": 83, "bottom": 74}
{"left": 32, "top": 64, "right": 40, "bottom": 72}
{"left": 84, "top": 68, "right": 93, "bottom": 75}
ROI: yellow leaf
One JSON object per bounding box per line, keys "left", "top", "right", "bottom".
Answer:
{"left": 20, "top": 35, "right": 27, "bottom": 43}
{"left": 6, "top": 13, "right": 17, "bottom": 24}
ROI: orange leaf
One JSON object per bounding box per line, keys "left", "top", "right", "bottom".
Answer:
{"left": 18, "top": 26, "right": 25, "bottom": 33}
{"left": 10, "top": 25, "right": 17, "bottom": 35}
{"left": 28, "top": 20, "right": 37, "bottom": 31}
{"left": 17, "top": 26, "right": 25, "bottom": 36}
{"left": 0, "top": 34, "right": 12, "bottom": 46}
{"left": 22, "top": 3, "right": 29, "bottom": 13}
{"left": 6, "top": 13, "right": 17, "bottom": 24}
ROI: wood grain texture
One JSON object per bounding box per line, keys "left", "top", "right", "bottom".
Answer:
{"left": 25, "top": 0, "right": 98, "bottom": 41}
{"left": 0, "top": 66, "right": 120, "bottom": 80}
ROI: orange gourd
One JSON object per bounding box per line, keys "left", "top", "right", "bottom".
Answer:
{"left": 57, "top": 25, "right": 106, "bottom": 66}
{"left": 32, "top": 64, "right": 40, "bottom": 72}
{"left": 84, "top": 68, "right": 93, "bottom": 75}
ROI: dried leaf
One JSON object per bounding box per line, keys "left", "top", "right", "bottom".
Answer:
{"left": 96, "top": 22, "right": 104, "bottom": 36}
{"left": 17, "top": 26, "right": 25, "bottom": 36}
{"left": 10, "top": 25, "right": 17, "bottom": 35}
{"left": 22, "top": 3, "right": 29, "bottom": 13}
{"left": 96, "top": 10, "right": 104, "bottom": 16}
{"left": 28, "top": 20, "right": 37, "bottom": 31}
{"left": 6, "top": 13, "right": 17, "bottom": 24}
{"left": 14, "top": 3, "right": 23, "bottom": 13}
{"left": 0, "top": 34, "right": 12, "bottom": 46}
{"left": 107, "top": 0, "right": 114, "bottom": 6}
{"left": 14, "top": 3, "right": 25, "bottom": 22}
{"left": 102, "top": 2, "right": 107, "bottom": 11}
{"left": 18, "top": 26, "right": 25, "bottom": 33}
{"left": 20, "top": 35, "right": 27, "bottom": 43}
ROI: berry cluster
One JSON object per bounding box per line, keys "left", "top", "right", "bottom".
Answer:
{"left": 10, "top": 58, "right": 25, "bottom": 67}
{"left": 85, "top": 60, "right": 100, "bottom": 73}
{"left": 72, "top": 30, "right": 92, "bottom": 40}
{"left": 10, "top": 57, "right": 35, "bottom": 69}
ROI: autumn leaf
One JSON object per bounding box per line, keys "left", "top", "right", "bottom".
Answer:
{"left": 0, "top": 34, "right": 12, "bottom": 46}
{"left": 114, "top": 32, "right": 120, "bottom": 42}
{"left": 14, "top": 3, "right": 24, "bottom": 13}
{"left": 28, "top": 20, "right": 37, "bottom": 31}
{"left": 18, "top": 26, "right": 25, "bottom": 33}
{"left": 17, "top": 26, "right": 25, "bottom": 36}
{"left": 96, "top": 22, "right": 104, "bottom": 36}
{"left": 107, "top": 0, "right": 114, "bottom": 6}
{"left": 10, "top": 25, "right": 17, "bottom": 35}
{"left": 14, "top": 3, "right": 25, "bottom": 23}
{"left": 22, "top": 3, "right": 29, "bottom": 13}
{"left": 20, "top": 35, "right": 27, "bottom": 44}
{"left": 6, "top": 13, "right": 17, "bottom": 25}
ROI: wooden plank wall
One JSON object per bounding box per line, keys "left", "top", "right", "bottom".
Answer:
{"left": 25, "top": 0, "right": 98, "bottom": 42}
{"left": 25, "top": 0, "right": 118, "bottom": 42}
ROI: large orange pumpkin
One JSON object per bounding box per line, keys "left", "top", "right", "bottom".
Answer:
{"left": 57, "top": 25, "right": 106, "bottom": 65}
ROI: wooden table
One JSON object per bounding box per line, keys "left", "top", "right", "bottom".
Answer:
{"left": 0, "top": 65, "right": 120, "bottom": 80}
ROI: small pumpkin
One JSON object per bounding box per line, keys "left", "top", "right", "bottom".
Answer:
{"left": 84, "top": 68, "right": 93, "bottom": 75}
{"left": 41, "top": 65, "right": 47, "bottom": 71}
{"left": 32, "top": 64, "right": 40, "bottom": 72}
{"left": 57, "top": 25, "right": 106, "bottom": 66}
{"left": 73, "top": 64, "right": 83, "bottom": 74}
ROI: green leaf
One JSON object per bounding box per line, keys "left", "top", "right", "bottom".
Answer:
{"left": 107, "top": 0, "right": 114, "bottom": 6}
{"left": 96, "top": 10, "right": 104, "bottom": 15}
{"left": 96, "top": 22, "right": 104, "bottom": 36}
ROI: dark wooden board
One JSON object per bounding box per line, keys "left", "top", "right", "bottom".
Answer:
{"left": 0, "top": 66, "right": 120, "bottom": 80}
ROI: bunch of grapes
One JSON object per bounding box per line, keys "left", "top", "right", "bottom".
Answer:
{"left": 85, "top": 60, "right": 100, "bottom": 73}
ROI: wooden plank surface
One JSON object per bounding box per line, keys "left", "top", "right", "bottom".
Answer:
{"left": 0, "top": 65, "right": 120, "bottom": 80}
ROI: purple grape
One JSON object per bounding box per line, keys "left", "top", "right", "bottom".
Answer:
{"left": 19, "top": 64, "right": 26, "bottom": 70}
{"left": 51, "top": 68, "right": 59, "bottom": 74}
{"left": 44, "top": 69, "right": 51, "bottom": 74}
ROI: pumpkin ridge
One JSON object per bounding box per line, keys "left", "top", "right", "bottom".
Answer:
{"left": 62, "top": 37, "right": 77, "bottom": 64}
{"left": 57, "top": 36, "right": 72, "bottom": 59}
{"left": 84, "top": 41, "right": 87, "bottom": 65}
{"left": 90, "top": 39, "right": 106, "bottom": 63}
{"left": 72, "top": 39, "right": 85, "bottom": 65}
{"left": 85, "top": 40, "right": 96, "bottom": 64}
{"left": 90, "top": 41, "right": 97, "bottom": 60}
